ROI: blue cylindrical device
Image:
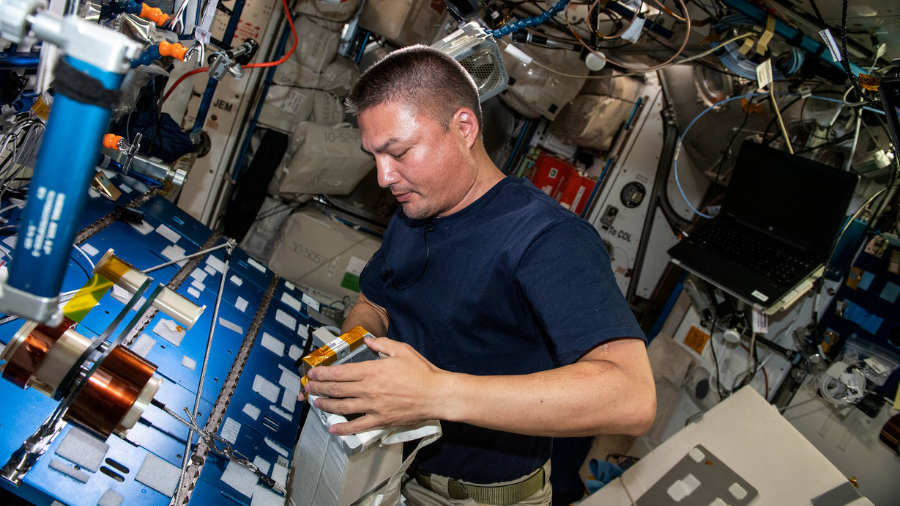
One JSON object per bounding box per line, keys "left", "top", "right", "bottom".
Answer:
{"left": 6, "top": 56, "right": 124, "bottom": 297}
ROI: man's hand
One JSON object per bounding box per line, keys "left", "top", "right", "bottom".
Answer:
{"left": 303, "top": 336, "right": 450, "bottom": 435}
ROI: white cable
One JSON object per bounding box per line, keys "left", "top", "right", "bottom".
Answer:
{"left": 771, "top": 92, "right": 793, "bottom": 154}
{"left": 71, "top": 243, "right": 96, "bottom": 271}
{"left": 524, "top": 32, "right": 754, "bottom": 79}
{"left": 818, "top": 367, "right": 866, "bottom": 406}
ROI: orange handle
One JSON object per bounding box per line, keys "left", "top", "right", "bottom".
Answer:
{"left": 140, "top": 3, "right": 169, "bottom": 26}
{"left": 103, "top": 134, "right": 123, "bottom": 151}
{"left": 158, "top": 41, "right": 188, "bottom": 62}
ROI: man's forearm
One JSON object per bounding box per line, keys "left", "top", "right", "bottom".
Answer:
{"left": 434, "top": 338, "right": 656, "bottom": 437}
{"left": 341, "top": 293, "right": 390, "bottom": 335}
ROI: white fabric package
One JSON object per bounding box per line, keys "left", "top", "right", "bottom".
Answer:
{"left": 277, "top": 123, "right": 372, "bottom": 195}
{"left": 311, "top": 91, "right": 345, "bottom": 125}
{"left": 500, "top": 42, "right": 588, "bottom": 120}
{"left": 288, "top": 404, "right": 440, "bottom": 506}
{"left": 268, "top": 208, "right": 381, "bottom": 302}
{"left": 296, "top": 0, "right": 360, "bottom": 31}
{"left": 291, "top": 16, "right": 340, "bottom": 73}
{"left": 548, "top": 72, "right": 641, "bottom": 151}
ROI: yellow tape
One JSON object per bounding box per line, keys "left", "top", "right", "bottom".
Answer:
{"left": 63, "top": 274, "right": 114, "bottom": 323}
{"left": 97, "top": 255, "right": 133, "bottom": 283}
{"left": 738, "top": 37, "right": 755, "bottom": 55}
{"left": 756, "top": 16, "right": 776, "bottom": 55}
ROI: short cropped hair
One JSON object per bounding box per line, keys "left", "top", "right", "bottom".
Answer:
{"left": 346, "top": 45, "right": 483, "bottom": 134}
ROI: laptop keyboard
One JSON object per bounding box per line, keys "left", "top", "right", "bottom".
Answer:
{"left": 691, "top": 225, "right": 813, "bottom": 285}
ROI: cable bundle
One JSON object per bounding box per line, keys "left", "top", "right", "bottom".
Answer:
{"left": 710, "top": 15, "right": 804, "bottom": 81}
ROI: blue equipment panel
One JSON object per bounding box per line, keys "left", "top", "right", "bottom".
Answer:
{"left": 818, "top": 233, "right": 900, "bottom": 400}
{"left": 0, "top": 192, "right": 320, "bottom": 506}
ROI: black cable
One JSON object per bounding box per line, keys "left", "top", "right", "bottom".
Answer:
{"left": 762, "top": 96, "right": 804, "bottom": 146}
{"left": 839, "top": 0, "right": 877, "bottom": 106}
{"left": 708, "top": 315, "right": 728, "bottom": 401}
{"left": 71, "top": 252, "right": 92, "bottom": 280}
{"left": 807, "top": 0, "right": 827, "bottom": 26}
{"left": 713, "top": 110, "right": 750, "bottom": 187}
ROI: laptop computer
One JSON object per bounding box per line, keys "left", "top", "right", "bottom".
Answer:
{"left": 668, "top": 141, "right": 859, "bottom": 312}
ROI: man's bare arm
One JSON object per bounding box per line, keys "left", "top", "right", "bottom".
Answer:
{"left": 305, "top": 336, "right": 656, "bottom": 438}
{"left": 340, "top": 293, "right": 389, "bottom": 336}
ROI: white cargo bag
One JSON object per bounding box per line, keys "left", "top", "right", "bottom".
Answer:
{"left": 278, "top": 123, "right": 373, "bottom": 195}
{"left": 267, "top": 208, "right": 381, "bottom": 302}
{"left": 291, "top": 16, "right": 340, "bottom": 72}
{"left": 548, "top": 74, "right": 641, "bottom": 151}
{"left": 500, "top": 42, "right": 587, "bottom": 120}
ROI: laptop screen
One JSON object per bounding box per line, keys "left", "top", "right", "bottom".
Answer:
{"left": 723, "top": 141, "right": 859, "bottom": 257}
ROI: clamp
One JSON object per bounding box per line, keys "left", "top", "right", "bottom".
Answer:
{"left": 207, "top": 38, "right": 259, "bottom": 80}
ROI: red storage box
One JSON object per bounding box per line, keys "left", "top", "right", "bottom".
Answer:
{"left": 554, "top": 172, "right": 596, "bottom": 215}
{"left": 530, "top": 153, "right": 576, "bottom": 197}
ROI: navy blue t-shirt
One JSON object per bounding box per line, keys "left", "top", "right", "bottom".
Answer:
{"left": 359, "top": 177, "right": 645, "bottom": 483}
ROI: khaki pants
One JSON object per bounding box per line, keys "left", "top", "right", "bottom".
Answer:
{"left": 401, "top": 461, "right": 552, "bottom": 506}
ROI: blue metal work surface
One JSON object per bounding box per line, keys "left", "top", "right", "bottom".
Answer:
{"left": 24, "top": 424, "right": 173, "bottom": 506}
{"left": 260, "top": 297, "right": 315, "bottom": 346}
{"left": 230, "top": 248, "right": 275, "bottom": 291}
{"left": 188, "top": 476, "right": 252, "bottom": 506}
{"left": 145, "top": 279, "right": 251, "bottom": 405}
{"left": 196, "top": 407, "right": 294, "bottom": 505}
{"left": 76, "top": 173, "right": 153, "bottom": 230}
{"left": 0, "top": 194, "right": 309, "bottom": 506}
{"left": 228, "top": 329, "right": 307, "bottom": 449}
{"left": 125, "top": 377, "right": 213, "bottom": 466}
{"left": 139, "top": 195, "right": 213, "bottom": 248}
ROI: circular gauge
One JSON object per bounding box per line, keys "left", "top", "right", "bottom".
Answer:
{"left": 620, "top": 182, "right": 646, "bottom": 208}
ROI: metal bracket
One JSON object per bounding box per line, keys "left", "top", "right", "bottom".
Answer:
{"left": 0, "top": 279, "right": 62, "bottom": 325}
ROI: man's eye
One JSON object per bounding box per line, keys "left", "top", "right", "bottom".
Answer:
{"left": 391, "top": 150, "right": 408, "bottom": 160}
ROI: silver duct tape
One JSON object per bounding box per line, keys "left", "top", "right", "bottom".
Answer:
{"left": 110, "top": 13, "right": 179, "bottom": 45}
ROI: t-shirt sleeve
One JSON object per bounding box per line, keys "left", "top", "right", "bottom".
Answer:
{"left": 358, "top": 250, "right": 387, "bottom": 309}
{"left": 516, "top": 219, "right": 646, "bottom": 366}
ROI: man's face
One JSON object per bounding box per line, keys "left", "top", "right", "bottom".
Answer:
{"left": 358, "top": 102, "right": 475, "bottom": 220}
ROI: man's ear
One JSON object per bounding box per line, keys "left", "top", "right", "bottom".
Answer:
{"left": 454, "top": 107, "right": 480, "bottom": 149}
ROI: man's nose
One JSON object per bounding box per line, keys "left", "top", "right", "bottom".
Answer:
{"left": 376, "top": 160, "right": 398, "bottom": 188}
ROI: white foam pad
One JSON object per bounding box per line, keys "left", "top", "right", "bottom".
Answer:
{"left": 260, "top": 333, "right": 284, "bottom": 357}
{"left": 251, "top": 485, "right": 283, "bottom": 506}
{"left": 243, "top": 403, "right": 261, "bottom": 420}
{"left": 252, "top": 375, "right": 281, "bottom": 403}
{"left": 272, "top": 463, "right": 289, "bottom": 487}
{"left": 277, "top": 365, "right": 302, "bottom": 393}
{"left": 98, "top": 489, "right": 124, "bottom": 506}
{"left": 220, "top": 460, "right": 258, "bottom": 498}
{"left": 55, "top": 427, "right": 109, "bottom": 472}
{"left": 252, "top": 456, "right": 271, "bottom": 476}
{"left": 49, "top": 458, "right": 89, "bottom": 483}
{"left": 221, "top": 417, "right": 241, "bottom": 444}
{"left": 131, "top": 334, "right": 156, "bottom": 358}
{"left": 152, "top": 319, "right": 186, "bottom": 346}
{"left": 135, "top": 452, "right": 182, "bottom": 497}
{"left": 181, "top": 356, "right": 197, "bottom": 370}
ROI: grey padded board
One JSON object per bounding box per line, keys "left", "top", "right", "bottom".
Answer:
{"left": 635, "top": 445, "right": 758, "bottom": 506}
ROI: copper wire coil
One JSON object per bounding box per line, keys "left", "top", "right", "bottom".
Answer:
{"left": 65, "top": 345, "right": 158, "bottom": 439}
{"left": 0, "top": 317, "right": 76, "bottom": 389}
